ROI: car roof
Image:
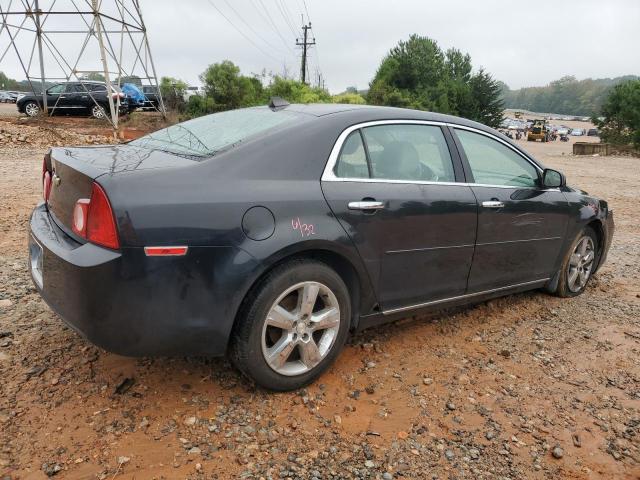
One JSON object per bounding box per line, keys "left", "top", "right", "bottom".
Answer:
{"left": 285, "top": 103, "right": 499, "bottom": 135}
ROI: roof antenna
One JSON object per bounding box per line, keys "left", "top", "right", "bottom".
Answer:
{"left": 268, "top": 96, "right": 290, "bottom": 110}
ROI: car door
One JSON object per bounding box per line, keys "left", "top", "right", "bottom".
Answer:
{"left": 451, "top": 127, "right": 569, "bottom": 292}
{"left": 45, "top": 83, "right": 67, "bottom": 113}
{"left": 321, "top": 122, "right": 477, "bottom": 313}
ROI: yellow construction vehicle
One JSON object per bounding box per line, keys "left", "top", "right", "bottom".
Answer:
{"left": 527, "top": 120, "right": 549, "bottom": 142}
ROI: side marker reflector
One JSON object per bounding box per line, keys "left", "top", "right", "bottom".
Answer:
{"left": 144, "top": 246, "right": 188, "bottom": 257}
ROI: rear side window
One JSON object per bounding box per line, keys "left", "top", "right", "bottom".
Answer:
{"left": 362, "top": 124, "right": 455, "bottom": 182}
{"left": 334, "top": 131, "right": 369, "bottom": 179}
{"left": 131, "top": 107, "right": 299, "bottom": 157}
{"left": 455, "top": 129, "right": 539, "bottom": 187}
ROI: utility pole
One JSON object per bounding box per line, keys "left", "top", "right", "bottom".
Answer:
{"left": 296, "top": 22, "right": 315, "bottom": 84}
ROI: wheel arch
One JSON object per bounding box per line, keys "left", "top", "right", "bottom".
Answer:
{"left": 586, "top": 218, "right": 606, "bottom": 272}
{"left": 228, "top": 244, "right": 376, "bottom": 351}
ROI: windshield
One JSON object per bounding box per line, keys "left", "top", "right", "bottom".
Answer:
{"left": 131, "top": 107, "right": 298, "bottom": 157}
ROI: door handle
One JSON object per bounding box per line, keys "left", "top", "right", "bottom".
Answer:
{"left": 482, "top": 200, "right": 505, "bottom": 208}
{"left": 348, "top": 200, "right": 385, "bottom": 211}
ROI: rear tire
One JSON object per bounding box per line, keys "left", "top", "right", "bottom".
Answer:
{"left": 91, "top": 104, "right": 107, "bottom": 119}
{"left": 230, "top": 259, "right": 351, "bottom": 391}
{"left": 554, "top": 226, "right": 598, "bottom": 297}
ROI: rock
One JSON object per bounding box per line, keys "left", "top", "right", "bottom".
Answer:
{"left": 382, "top": 473, "right": 393, "bottom": 480}
{"left": 0, "top": 299, "right": 12, "bottom": 308}
{"left": 364, "top": 460, "right": 375, "bottom": 468}
{"left": 333, "top": 415, "right": 342, "bottom": 425}
{"left": 485, "top": 431, "right": 496, "bottom": 440}
{"left": 117, "top": 456, "right": 130, "bottom": 465}
{"left": 444, "top": 449, "right": 455, "bottom": 461}
{"left": 572, "top": 434, "right": 581, "bottom": 447}
{"left": 184, "top": 416, "right": 197, "bottom": 426}
{"left": 43, "top": 463, "right": 62, "bottom": 476}
{"left": 397, "top": 431, "right": 408, "bottom": 440}
{"left": 188, "top": 447, "right": 201, "bottom": 455}
{"left": 469, "top": 448, "right": 480, "bottom": 460}
{"left": 499, "top": 349, "right": 511, "bottom": 358}
{"left": 365, "top": 385, "right": 375, "bottom": 395}
{"left": 195, "top": 463, "right": 202, "bottom": 471}
{"left": 552, "top": 446, "right": 564, "bottom": 459}
{"left": 446, "top": 402, "right": 456, "bottom": 411}
{"left": 423, "top": 377, "right": 433, "bottom": 385}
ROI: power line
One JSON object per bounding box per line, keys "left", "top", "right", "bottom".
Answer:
{"left": 220, "top": 0, "right": 291, "bottom": 56}
{"left": 206, "top": 0, "right": 284, "bottom": 65}
{"left": 250, "top": 0, "right": 294, "bottom": 53}
{"left": 274, "top": 0, "right": 298, "bottom": 38}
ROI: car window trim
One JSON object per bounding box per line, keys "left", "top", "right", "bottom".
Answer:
{"left": 322, "top": 120, "right": 549, "bottom": 189}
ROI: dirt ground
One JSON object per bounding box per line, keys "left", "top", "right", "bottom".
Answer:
{"left": 0, "top": 116, "right": 639, "bottom": 480}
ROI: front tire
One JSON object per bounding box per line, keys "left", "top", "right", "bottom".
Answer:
{"left": 24, "top": 101, "right": 40, "bottom": 117}
{"left": 230, "top": 259, "right": 351, "bottom": 391}
{"left": 554, "top": 227, "right": 598, "bottom": 297}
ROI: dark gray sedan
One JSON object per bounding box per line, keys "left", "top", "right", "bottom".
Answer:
{"left": 29, "top": 101, "right": 614, "bottom": 390}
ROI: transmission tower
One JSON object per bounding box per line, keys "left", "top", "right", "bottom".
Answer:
{"left": 0, "top": 0, "right": 165, "bottom": 130}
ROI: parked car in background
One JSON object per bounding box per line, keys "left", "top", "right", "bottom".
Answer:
{"left": 121, "top": 83, "right": 146, "bottom": 112}
{"left": 0, "top": 91, "right": 13, "bottom": 103}
{"left": 29, "top": 102, "right": 614, "bottom": 391}
{"left": 17, "top": 81, "right": 128, "bottom": 119}
{"left": 571, "top": 128, "right": 585, "bottom": 136}
{"left": 141, "top": 85, "right": 161, "bottom": 110}
{"left": 556, "top": 126, "right": 570, "bottom": 136}
{"left": 587, "top": 128, "right": 599, "bottom": 137}
{"left": 183, "top": 85, "right": 204, "bottom": 102}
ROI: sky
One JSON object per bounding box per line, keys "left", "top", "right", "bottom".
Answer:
{"left": 1, "top": 0, "right": 639, "bottom": 93}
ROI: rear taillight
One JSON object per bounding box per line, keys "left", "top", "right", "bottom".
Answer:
{"left": 71, "top": 182, "right": 120, "bottom": 249}
{"left": 42, "top": 152, "right": 51, "bottom": 202}
{"left": 43, "top": 171, "right": 52, "bottom": 202}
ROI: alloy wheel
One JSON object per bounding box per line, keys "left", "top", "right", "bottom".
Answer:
{"left": 92, "top": 105, "right": 106, "bottom": 119}
{"left": 261, "top": 281, "right": 341, "bottom": 376}
{"left": 567, "top": 236, "right": 595, "bottom": 292}
{"left": 25, "top": 103, "right": 40, "bottom": 116}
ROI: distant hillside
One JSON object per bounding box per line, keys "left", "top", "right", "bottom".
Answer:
{"left": 500, "top": 75, "right": 639, "bottom": 117}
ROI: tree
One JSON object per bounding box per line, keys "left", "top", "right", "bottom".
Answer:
{"left": 367, "top": 35, "right": 504, "bottom": 127}
{"left": 80, "top": 72, "right": 106, "bottom": 82}
{"left": 595, "top": 80, "right": 640, "bottom": 148}
{"left": 264, "top": 76, "right": 331, "bottom": 104}
{"left": 159, "top": 76, "right": 187, "bottom": 111}
{"left": 199, "top": 60, "right": 263, "bottom": 111}
{"left": 469, "top": 69, "right": 504, "bottom": 128}
{"left": 332, "top": 92, "right": 366, "bottom": 104}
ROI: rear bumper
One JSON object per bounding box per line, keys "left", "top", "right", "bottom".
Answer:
{"left": 29, "top": 203, "right": 253, "bottom": 357}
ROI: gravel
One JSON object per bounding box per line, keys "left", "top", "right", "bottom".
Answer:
{"left": 0, "top": 132, "right": 639, "bottom": 478}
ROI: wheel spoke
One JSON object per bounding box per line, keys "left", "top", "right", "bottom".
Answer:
{"left": 582, "top": 250, "right": 594, "bottom": 266}
{"left": 578, "top": 269, "right": 587, "bottom": 287}
{"left": 266, "top": 305, "right": 296, "bottom": 330}
{"left": 266, "top": 335, "right": 295, "bottom": 369}
{"left": 298, "top": 283, "right": 319, "bottom": 318}
{"left": 579, "top": 238, "right": 588, "bottom": 256}
{"left": 570, "top": 253, "right": 581, "bottom": 267}
{"left": 568, "top": 268, "right": 579, "bottom": 288}
{"left": 310, "top": 307, "right": 339, "bottom": 331}
{"left": 299, "top": 339, "right": 322, "bottom": 368}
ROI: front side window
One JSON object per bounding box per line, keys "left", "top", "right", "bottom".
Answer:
{"left": 47, "top": 84, "right": 65, "bottom": 94}
{"left": 361, "top": 124, "right": 455, "bottom": 182}
{"left": 333, "top": 131, "right": 369, "bottom": 179}
{"left": 456, "top": 129, "right": 539, "bottom": 187}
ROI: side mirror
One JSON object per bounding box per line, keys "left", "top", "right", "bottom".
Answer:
{"left": 542, "top": 168, "right": 565, "bottom": 188}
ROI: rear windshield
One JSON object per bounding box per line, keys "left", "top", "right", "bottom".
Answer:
{"left": 130, "top": 107, "right": 298, "bottom": 157}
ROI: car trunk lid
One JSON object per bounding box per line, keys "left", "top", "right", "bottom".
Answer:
{"left": 46, "top": 145, "right": 197, "bottom": 235}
